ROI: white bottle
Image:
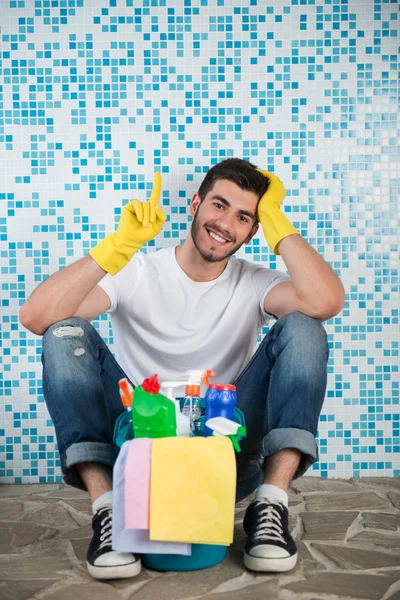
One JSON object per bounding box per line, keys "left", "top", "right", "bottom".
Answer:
{"left": 160, "top": 382, "right": 191, "bottom": 437}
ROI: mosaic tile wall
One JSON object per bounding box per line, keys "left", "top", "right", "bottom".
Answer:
{"left": 0, "top": 0, "right": 399, "bottom": 484}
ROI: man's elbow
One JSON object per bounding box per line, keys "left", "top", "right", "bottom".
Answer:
{"left": 316, "top": 297, "right": 345, "bottom": 321}
{"left": 19, "top": 305, "right": 46, "bottom": 336}
{"left": 331, "top": 288, "right": 346, "bottom": 317}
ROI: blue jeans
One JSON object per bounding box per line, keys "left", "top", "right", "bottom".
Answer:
{"left": 42, "top": 311, "right": 329, "bottom": 502}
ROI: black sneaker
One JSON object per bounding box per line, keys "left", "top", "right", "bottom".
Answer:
{"left": 86, "top": 505, "right": 141, "bottom": 580}
{"left": 243, "top": 499, "right": 297, "bottom": 572}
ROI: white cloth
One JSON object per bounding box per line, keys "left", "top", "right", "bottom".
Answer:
{"left": 98, "top": 246, "right": 290, "bottom": 387}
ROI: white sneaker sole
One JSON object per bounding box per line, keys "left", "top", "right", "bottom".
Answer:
{"left": 244, "top": 551, "right": 297, "bottom": 573}
{"left": 87, "top": 557, "right": 141, "bottom": 580}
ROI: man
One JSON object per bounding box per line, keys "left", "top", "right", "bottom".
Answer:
{"left": 19, "top": 158, "right": 345, "bottom": 580}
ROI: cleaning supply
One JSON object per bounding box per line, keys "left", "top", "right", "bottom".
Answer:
{"left": 113, "top": 378, "right": 135, "bottom": 447}
{"left": 160, "top": 381, "right": 191, "bottom": 436}
{"left": 203, "top": 383, "right": 237, "bottom": 437}
{"left": 112, "top": 440, "right": 191, "bottom": 556}
{"left": 142, "top": 544, "right": 227, "bottom": 572}
{"left": 149, "top": 436, "right": 236, "bottom": 545}
{"left": 119, "top": 378, "right": 133, "bottom": 423}
{"left": 182, "top": 369, "right": 215, "bottom": 435}
{"left": 181, "top": 385, "right": 200, "bottom": 436}
{"left": 124, "top": 438, "right": 152, "bottom": 530}
{"left": 204, "top": 416, "right": 247, "bottom": 452}
{"left": 257, "top": 168, "right": 301, "bottom": 255}
{"left": 89, "top": 172, "right": 167, "bottom": 275}
{"left": 132, "top": 374, "right": 177, "bottom": 439}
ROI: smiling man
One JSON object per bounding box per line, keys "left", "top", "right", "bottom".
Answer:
{"left": 190, "top": 179, "right": 258, "bottom": 261}
{"left": 20, "top": 158, "right": 345, "bottom": 580}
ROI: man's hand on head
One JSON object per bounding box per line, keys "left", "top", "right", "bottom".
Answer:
{"left": 256, "top": 169, "right": 300, "bottom": 255}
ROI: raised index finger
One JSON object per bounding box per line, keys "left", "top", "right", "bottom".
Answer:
{"left": 149, "top": 171, "right": 162, "bottom": 206}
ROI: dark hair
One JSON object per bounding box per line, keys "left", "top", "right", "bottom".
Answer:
{"left": 197, "top": 158, "right": 270, "bottom": 202}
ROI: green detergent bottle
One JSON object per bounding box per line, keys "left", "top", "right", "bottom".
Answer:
{"left": 132, "top": 374, "right": 177, "bottom": 438}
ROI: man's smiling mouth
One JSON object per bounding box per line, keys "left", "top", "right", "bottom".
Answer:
{"left": 206, "top": 228, "right": 232, "bottom": 245}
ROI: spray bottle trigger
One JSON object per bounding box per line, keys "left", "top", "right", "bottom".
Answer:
{"left": 119, "top": 378, "right": 132, "bottom": 408}
{"left": 227, "top": 435, "right": 241, "bottom": 452}
{"left": 202, "top": 369, "right": 215, "bottom": 387}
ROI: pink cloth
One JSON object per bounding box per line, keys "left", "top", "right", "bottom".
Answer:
{"left": 124, "top": 437, "right": 152, "bottom": 530}
{"left": 112, "top": 440, "right": 191, "bottom": 555}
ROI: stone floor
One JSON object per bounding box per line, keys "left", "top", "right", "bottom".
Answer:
{"left": 0, "top": 478, "right": 399, "bottom": 600}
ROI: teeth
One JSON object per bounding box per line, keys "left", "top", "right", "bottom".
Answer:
{"left": 209, "top": 230, "right": 227, "bottom": 243}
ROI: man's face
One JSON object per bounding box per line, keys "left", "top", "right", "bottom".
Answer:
{"left": 189, "top": 179, "right": 259, "bottom": 263}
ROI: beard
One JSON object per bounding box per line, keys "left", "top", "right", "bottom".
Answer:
{"left": 190, "top": 210, "right": 246, "bottom": 263}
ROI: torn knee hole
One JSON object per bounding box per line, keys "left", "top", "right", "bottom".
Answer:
{"left": 53, "top": 326, "right": 84, "bottom": 338}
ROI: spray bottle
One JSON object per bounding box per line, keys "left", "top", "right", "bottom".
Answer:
{"left": 204, "top": 416, "right": 247, "bottom": 452}
{"left": 160, "top": 381, "right": 191, "bottom": 437}
{"left": 182, "top": 369, "right": 215, "bottom": 435}
{"left": 113, "top": 378, "right": 134, "bottom": 447}
{"left": 119, "top": 378, "right": 134, "bottom": 424}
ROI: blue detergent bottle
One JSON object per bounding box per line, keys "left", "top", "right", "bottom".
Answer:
{"left": 203, "top": 383, "right": 237, "bottom": 437}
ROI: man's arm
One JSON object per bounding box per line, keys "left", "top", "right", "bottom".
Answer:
{"left": 20, "top": 171, "right": 166, "bottom": 336}
{"left": 19, "top": 255, "right": 109, "bottom": 336}
{"left": 264, "top": 234, "right": 345, "bottom": 321}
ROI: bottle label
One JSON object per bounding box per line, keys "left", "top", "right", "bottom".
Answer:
{"left": 192, "top": 404, "right": 202, "bottom": 420}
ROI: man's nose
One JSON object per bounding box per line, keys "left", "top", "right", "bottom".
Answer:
{"left": 216, "top": 211, "right": 235, "bottom": 235}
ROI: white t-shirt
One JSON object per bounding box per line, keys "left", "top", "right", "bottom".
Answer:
{"left": 97, "top": 247, "right": 290, "bottom": 387}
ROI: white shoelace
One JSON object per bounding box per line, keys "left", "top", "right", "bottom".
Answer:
{"left": 97, "top": 506, "right": 113, "bottom": 551}
{"left": 253, "top": 501, "right": 286, "bottom": 544}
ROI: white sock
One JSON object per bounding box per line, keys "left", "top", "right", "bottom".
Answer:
{"left": 92, "top": 490, "right": 113, "bottom": 515}
{"left": 254, "top": 484, "right": 288, "bottom": 508}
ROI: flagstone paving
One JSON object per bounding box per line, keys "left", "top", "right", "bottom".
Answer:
{"left": 0, "top": 477, "right": 399, "bottom": 600}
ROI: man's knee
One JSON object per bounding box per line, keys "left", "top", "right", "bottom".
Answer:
{"left": 42, "top": 317, "right": 95, "bottom": 364}
{"left": 43, "top": 316, "right": 91, "bottom": 339}
{"left": 279, "top": 311, "right": 329, "bottom": 355}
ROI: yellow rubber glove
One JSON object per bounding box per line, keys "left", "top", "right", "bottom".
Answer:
{"left": 257, "top": 168, "right": 301, "bottom": 255}
{"left": 90, "top": 172, "right": 166, "bottom": 275}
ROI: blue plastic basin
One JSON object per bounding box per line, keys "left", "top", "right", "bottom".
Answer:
{"left": 142, "top": 543, "right": 228, "bottom": 571}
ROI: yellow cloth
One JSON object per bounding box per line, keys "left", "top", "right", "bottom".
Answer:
{"left": 257, "top": 168, "right": 300, "bottom": 255}
{"left": 150, "top": 437, "right": 236, "bottom": 545}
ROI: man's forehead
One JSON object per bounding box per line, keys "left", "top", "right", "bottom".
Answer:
{"left": 209, "top": 179, "right": 259, "bottom": 205}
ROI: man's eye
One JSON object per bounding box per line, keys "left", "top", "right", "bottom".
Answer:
{"left": 214, "top": 203, "right": 223, "bottom": 209}
{"left": 240, "top": 216, "right": 249, "bottom": 223}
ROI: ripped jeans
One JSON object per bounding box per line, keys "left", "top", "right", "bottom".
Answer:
{"left": 42, "top": 311, "right": 329, "bottom": 502}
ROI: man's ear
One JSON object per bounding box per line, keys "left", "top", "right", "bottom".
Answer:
{"left": 244, "top": 223, "right": 259, "bottom": 244}
{"left": 190, "top": 192, "right": 202, "bottom": 217}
